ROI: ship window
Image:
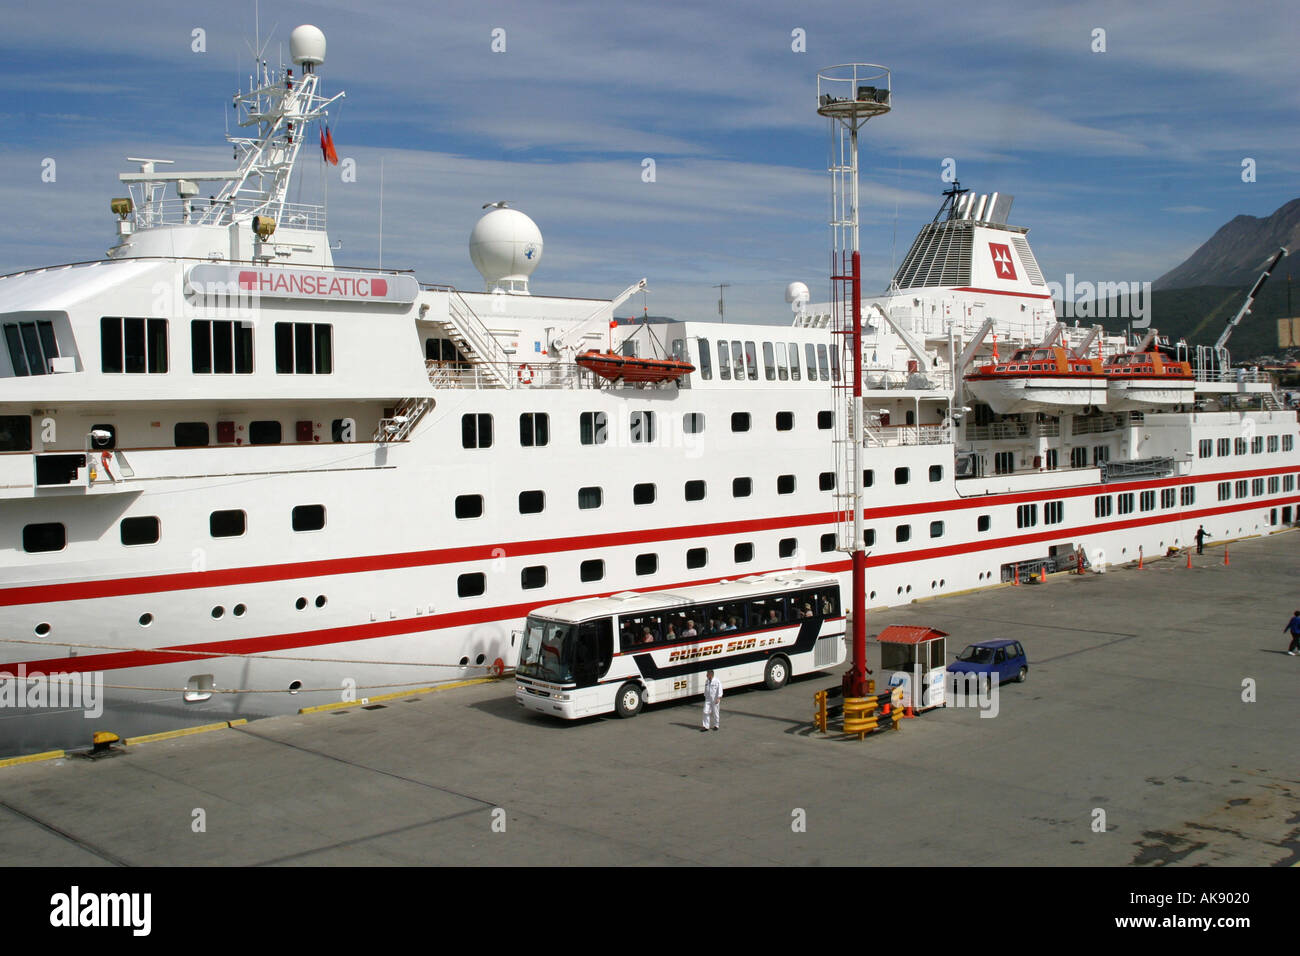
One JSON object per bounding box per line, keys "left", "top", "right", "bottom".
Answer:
{"left": 1287, "top": 475, "right": 1296, "bottom": 492}
{"left": 633, "top": 483, "right": 656, "bottom": 505}
{"left": 805, "top": 344, "right": 818, "bottom": 381}
{"left": 102, "top": 317, "right": 167, "bottom": 374}
{"left": 118, "top": 518, "right": 156, "bottom": 551}
{"left": 994, "top": 451, "right": 1014, "bottom": 474}
{"left": 696, "top": 339, "right": 713, "bottom": 380}
{"left": 458, "top": 572, "right": 486, "bottom": 598}
{"left": 779, "top": 537, "right": 797, "bottom": 559}
{"left": 461, "top": 413, "right": 493, "bottom": 449}
{"left": 579, "top": 411, "right": 607, "bottom": 445}
{"left": 1268, "top": 435, "right": 1279, "bottom": 453}
{"left": 23, "top": 522, "right": 66, "bottom": 553}
{"left": 896, "top": 524, "right": 911, "bottom": 543}
{"left": 1199, "top": 439, "right": 1213, "bottom": 458}
{"left": 717, "top": 341, "right": 732, "bottom": 380}
{"left": 929, "top": 521, "right": 944, "bottom": 538}
{"left": 3, "top": 319, "right": 59, "bottom": 376}
{"left": 820, "top": 533, "right": 836, "bottom": 552}
{"left": 1234, "top": 437, "right": 1246, "bottom": 455}
{"left": 863, "top": 469, "right": 874, "bottom": 487}
{"left": 734, "top": 542, "right": 754, "bottom": 563}
{"left": 788, "top": 343, "right": 801, "bottom": 381}
{"left": 1235, "top": 479, "right": 1247, "bottom": 498}
{"left": 686, "top": 547, "right": 707, "bottom": 569}
{"left": 1217, "top": 438, "right": 1230, "bottom": 456}
{"left": 1140, "top": 491, "right": 1156, "bottom": 512}
{"left": 630, "top": 410, "right": 655, "bottom": 444}
{"left": 929, "top": 464, "right": 943, "bottom": 482}
{"left": 731, "top": 340, "right": 744, "bottom": 379}
{"left": 1045, "top": 449, "right": 1058, "bottom": 470}
{"left": 732, "top": 477, "right": 752, "bottom": 498}
{"left": 775, "top": 344, "right": 788, "bottom": 380}
{"left": 894, "top": 467, "right": 910, "bottom": 484}
{"left": 635, "top": 553, "right": 658, "bottom": 575}
{"left": 1045, "top": 501, "right": 1064, "bottom": 525}
{"left": 174, "top": 422, "right": 210, "bottom": 447}
{"left": 455, "top": 494, "right": 484, "bottom": 519}
{"left": 777, "top": 474, "right": 796, "bottom": 495}
{"left": 762, "top": 342, "right": 776, "bottom": 381}
{"left": 977, "top": 514, "right": 991, "bottom": 533}
{"left": 249, "top": 420, "right": 282, "bottom": 444}
{"left": 1117, "top": 493, "right": 1134, "bottom": 515}
{"left": 209, "top": 510, "right": 246, "bottom": 538}
{"left": 744, "top": 341, "right": 758, "bottom": 380}
{"left": 1285, "top": 435, "right": 1294, "bottom": 452}
{"left": 731, "top": 412, "right": 750, "bottom": 432}
{"left": 684, "top": 479, "right": 706, "bottom": 501}
{"left": 1218, "top": 481, "right": 1231, "bottom": 501}
{"left": 776, "top": 411, "right": 794, "bottom": 431}
{"left": 519, "top": 412, "right": 549, "bottom": 447}
{"left": 864, "top": 529, "right": 875, "bottom": 547}
{"left": 1094, "top": 496, "right": 1113, "bottom": 518}
{"left": 1161, "top": 488, "right": 1176, "bottom": 508}
{"left": 1252, "top": 478, "right": 1264, "bottom": 496}
{"left": 818, "top": 410, "right": 833, "bottom": 430}
{"left": 331, "top": 419, "right": 355, "bottom": 443}
{"left": 580, "top": 559, "right": 605, "bottom": 582}
{"left": 191, "top": 320, "right": 253, "bottom": 374}
{"left": 578, "top": 486, "right": 602, "bottom": 510}
{"left": 521, "top": 565, "right": 547, "bottom": 590}
{"left": 275, "top": 322, "right": 331, "bottom": 374}
{"left": 292, "top": 505, "right": 326, "bottom": 532}
{"left": 519, "top": 490, "right": 545, "bottom": 514}
{"left": 1070, "top": 447, "right": 1088, "bottom": 468}
{"left": 817, "top": 344, "right": 830, "bottom": 381}
{"left": 683, "top": 413, "right": 705, "bottom": 434}
{"left": 819, "top": 472, "right": 835, "bottom": 491}
{"left": 1251, "top": 436, "right": 1263, "bottom": 454}
{"left": 1269, "top": 476, "right": 1280, "bottom": 494}
{"left": 0, "top": 415, "right": 32, "bottom": 451}
{"left": 1017, "top": 504, "right": 1037, "bottom": 528}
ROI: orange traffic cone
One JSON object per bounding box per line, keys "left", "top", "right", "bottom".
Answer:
{"left": 1223, "top": 545, "right": 1229, "bottom": 567}
{"left": 1040, "top": 567, "right": 1047, "bottom": 584}
{"left": 1186, "top": 549, "right": 1192, "bottom": 569}
{"left": 1137, "top": 547, "right": 1144, "bottom": 570}
{"left": 904, "top": 706, "right": 916, "bottom": 718}
{"left": 881, "top": 702, "right": 891, "bottom": 715}
{"left": 1013, "top": 564, "right": 1020, "bottom": 586}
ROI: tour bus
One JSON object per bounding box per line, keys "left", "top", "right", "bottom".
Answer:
{"left": 514, "top": 571, "right": 846, "bottom": 719}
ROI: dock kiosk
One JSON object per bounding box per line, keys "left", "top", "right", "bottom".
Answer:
{"left": 878, "top": 626, "right": 949, "bottom": 712}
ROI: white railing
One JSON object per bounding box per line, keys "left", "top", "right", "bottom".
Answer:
{"left": 131, "top": 198, "right": 327, "bottom": 231}
{"left": 862, "top": 368, "right": 954, "bottom": 391}
{"left": 424, "top": 360, "right": 599, "bottom": 390}
{"left": 863, "top": 423, "right": 951, "bottom": 447}
{"left": 964, "top": 421, "right": 1030, "bottom": 441}
{"left": 1196, "top": 367, "right": 1272, "bottom": 384}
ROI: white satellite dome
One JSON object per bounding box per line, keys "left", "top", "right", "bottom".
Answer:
{"left": 785, "top": 281, "right": 811, "bottom": 311}
{"left": 469, "top": 202, "right": 543, "bottom": 294}
{"left": 290, "top": 25, "right": 327, "bottom": 68}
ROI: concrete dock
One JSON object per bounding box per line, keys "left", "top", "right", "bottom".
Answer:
{"left": 2, "top": 533, "right": 1297, "bottom": 867}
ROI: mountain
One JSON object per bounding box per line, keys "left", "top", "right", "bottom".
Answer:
{"left": 1154, "top": 198, "right": 1300, "bottom": 290}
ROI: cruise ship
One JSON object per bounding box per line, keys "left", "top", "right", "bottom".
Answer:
{"left": 1, "top": 27, "right": 1295, "bottom": 755}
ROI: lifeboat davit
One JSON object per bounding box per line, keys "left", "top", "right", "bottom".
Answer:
{"left": 1102, "top": 349, "right": 1195, "bottom": 410}
{"left": 964, "top": 346, "right": 1108, "bottom": 414}
{"left": 576, "top": 350, "right": 695, "bottom": 384}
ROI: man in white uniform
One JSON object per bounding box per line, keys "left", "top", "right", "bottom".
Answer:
{"left": 701, "top": 669, "right": 722, "bottom": 732}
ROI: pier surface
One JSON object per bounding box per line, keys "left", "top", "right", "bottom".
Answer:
{"left": 3, "top": 533, "right": 1296, "bottom": 866}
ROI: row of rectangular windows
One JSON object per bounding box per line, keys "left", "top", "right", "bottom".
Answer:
{"left": 1217, "top": 475, "right": 1293, "bottom": 500}
{"left": 1200, "top": 435, "right": 1294, "bottom": 457}
{"left": 465, "top": 410, "right": 835, "bottom": 449}
{"left": 21, "top": 505, "right": 326, "bottom": 553}
{"left": 693, "top": 338, "right": 840, "bottom": 383}
{"left": 96, "top": 318, "right": 333, "bottom": 375}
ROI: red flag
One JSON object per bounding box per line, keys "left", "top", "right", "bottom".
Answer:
{"left": 323, "top": 125, "right": 339, "bottom": 166}
{"left": 320, "top": 126, "right": 328, "bottom": 163}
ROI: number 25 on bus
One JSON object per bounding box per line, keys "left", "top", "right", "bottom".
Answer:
{"left": 515, "top": 571, "right": 846, "bottom": 719}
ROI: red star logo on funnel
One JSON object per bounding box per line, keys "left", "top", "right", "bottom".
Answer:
{"left": 989, "top": 242, "right": 1017, "bottom": 280}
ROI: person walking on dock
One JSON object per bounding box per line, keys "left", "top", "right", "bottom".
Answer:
{"left": 1194, "top": 525, "right": 1211, "bottom": 555}
{"left": 701, "top": 669, "right": 723, "bottom": 731}
{"left": 1284, "top": 610, "right": 1300, "bottom": 656}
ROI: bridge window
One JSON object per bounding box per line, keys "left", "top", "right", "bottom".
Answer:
{"left": 191, "top": 320, "right": 253, "bottom": 374}
{"left": 102, "top": 317, "right": 168, "bottom": 374}
{"left": 696, "top": 339, "right": 713, "bottom": 380}
{"left": 4, "top": 319, "right": 59, "bottom": 376}
{"left": 788, "top": 344, "right": 801, "bottom": 381}
{"left": 762, "top": 342, "right": 776, "bottom": 381}
{"left": 717, "top": 341, "right": 732, "bottom": 380}
{"left": 274, "top": 321, "right": 330, "bottom": 374}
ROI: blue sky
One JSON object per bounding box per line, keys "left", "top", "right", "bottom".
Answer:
{"left": 1, "top": 0, "right": 1296, "bottom": 322}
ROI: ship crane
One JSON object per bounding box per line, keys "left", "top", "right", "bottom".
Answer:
{"left": 549, "top": 278, "right": 648, "bottom": 359}
{"left": 1211, "top": 246, "right": 1288, "bottom": 366}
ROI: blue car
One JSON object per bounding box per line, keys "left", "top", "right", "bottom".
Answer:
{"left": 947, "top": 639, "right": 1028, "bottom": 685}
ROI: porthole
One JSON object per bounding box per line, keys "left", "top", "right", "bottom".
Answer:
{"left": 475, "top": 654, "right": 486, "bottom": 665}
{"left": 459, "top": 656, "right": 469, "bottom": 666}
{"left": 213, "top": 606, "right": 226, "bottom": 619}
{"left": 896, "top": 586, "right": 903, "bottom": 595}
{"left": 295, "top": 597, "right": 307, "bottom": 610}
{"left": 35, "top": 622, "right": 51, "bottom": 636}
{"left": 139, "top": 613, "right": 153, "bottom": 627}
{"left": 905, "top": 584, "right": 912, "bottom": 593}
{"left": 869, "top": 590, "right": 877, "bottom": 599}
{"left": 940, "top": 579, "right": 945, "bottom": 587}
{"left": 288, "top": 680, "right": 302, "bottom": 694}
{"left": 233, "top": 604, "right": 247, "bottom": 617}
{"left": 315, "top": 595, "right": 327, "bottom": 608}
{"left": 930, "top": 580, "right": 936, "bottom": 588}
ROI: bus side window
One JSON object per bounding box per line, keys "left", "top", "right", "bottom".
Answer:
{"left": 792, "top": 591, "right": 817, "bottom": 620}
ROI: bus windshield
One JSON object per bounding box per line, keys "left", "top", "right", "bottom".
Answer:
{"left": 517, "top": 618, "right": 576, "bottom": 683}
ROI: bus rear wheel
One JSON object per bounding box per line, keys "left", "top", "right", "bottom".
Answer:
{"left": 614, "top": 682, "right": 644, "bottom": 718}
{"left": 764, "top": 655, "right": 790, "bottom": 690}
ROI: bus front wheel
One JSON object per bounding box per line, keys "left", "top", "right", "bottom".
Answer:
{"left": 764, "top": 655, "right": 790, "bottom": 690}
{"left": 614, "top": 682, "right": 644, "bottom": 718}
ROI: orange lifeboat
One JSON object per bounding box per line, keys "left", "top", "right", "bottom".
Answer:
{"left": 1102, "top": 349, "right": 1194, "bottom": 410}
{"left": 964, "top": 345, "right": 1108, "bottom": 414}
{"left": 576, "top": 350, "right": 695, "bottom": 384}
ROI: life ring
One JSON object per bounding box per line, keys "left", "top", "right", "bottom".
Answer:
{"left": 517, "top": 363, "right": 535, "bottom": 385}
